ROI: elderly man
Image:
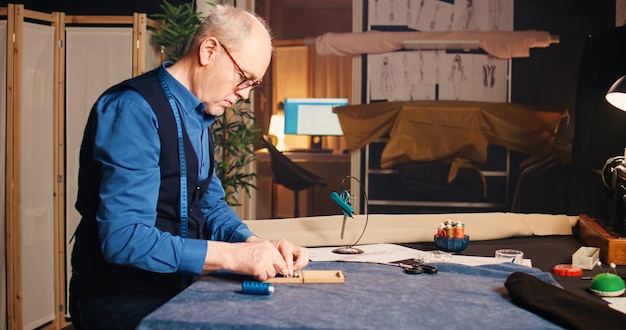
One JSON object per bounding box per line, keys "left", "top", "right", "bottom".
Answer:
{"left": 69, "top": 5, "right": 308, "bottom": 329}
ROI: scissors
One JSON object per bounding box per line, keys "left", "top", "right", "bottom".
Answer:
{"left": 330, "top": 190, "right": 355, "bottom": 239}
{"left": 330, "top": 190, "right": 354, "bottom": 218}
{"left": 403, "top": 264, "right": 438, "bottom": 275}
{"left": 392, "top": 262, "right": 438, "bottom": 275}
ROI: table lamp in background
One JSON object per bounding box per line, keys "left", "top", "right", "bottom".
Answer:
{"left": 606, "top": 75, "right": 626, "bottom": 110}
{"left": 602, "top": 75, "right": 626, "bottom": 237}
{"left": 268, "top": 114, "right": 287, "bottom": 151}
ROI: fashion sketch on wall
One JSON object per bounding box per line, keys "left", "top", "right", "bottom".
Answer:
{"left": 369, "top": 0, "right": 513, "bottom": 32}
{"left": 368, "top": 51, "right": 508, "bottom": 102}
{"left": 366, "top": 0, "right": 513, "bottom": 103}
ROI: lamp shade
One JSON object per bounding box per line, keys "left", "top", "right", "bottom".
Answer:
{"left": 268, "top": 114, "right": 287, "bottom": 151}
{"left": 606, "top": 75, "right": 626, "bottom": 111}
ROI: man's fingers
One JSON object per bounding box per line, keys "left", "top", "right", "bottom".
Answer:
{"left": 293, "top": 247, "right": 310, "bottom": 270}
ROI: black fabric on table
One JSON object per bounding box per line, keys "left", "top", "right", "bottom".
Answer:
{"left": 505, "top": 271, "right": 626, "bottom": 330}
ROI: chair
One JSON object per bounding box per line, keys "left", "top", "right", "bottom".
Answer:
{"left": 262, "top": 134, "right": 327, "bottom": 218}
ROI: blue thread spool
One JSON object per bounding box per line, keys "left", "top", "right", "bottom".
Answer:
{"left": 242, "top": 281, "right": 274, "bottom": 295}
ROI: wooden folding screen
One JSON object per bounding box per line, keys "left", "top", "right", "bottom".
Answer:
{"left": 0, "top": 7, "right": 8, "bottom": 330}
{"left": 3, "top": 4, "right": 161, "bottom": 329}
{"left": 4, "top": 4, "right": 61, "bottom": 329}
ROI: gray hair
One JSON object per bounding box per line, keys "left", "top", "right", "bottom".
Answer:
{"left": 187, "top": 4, "right": 271, "bottom": 55}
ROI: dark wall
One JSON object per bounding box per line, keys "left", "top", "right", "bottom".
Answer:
{"left": 512, "top": 0, "right": 616, "bottom": 139}
{"left": 0, "top": 0, "right": 189, "bottom": 15}
{"left": 509, "top": 1, "right": 621, "bottom": 216}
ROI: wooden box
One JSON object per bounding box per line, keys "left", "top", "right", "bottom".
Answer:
{"left": 579, "top": 214, "right": 626, "bottom": 265}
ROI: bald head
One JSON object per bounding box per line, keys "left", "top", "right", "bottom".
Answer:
{"left": 186, "top": 5, "right": 272, "bottom": 57}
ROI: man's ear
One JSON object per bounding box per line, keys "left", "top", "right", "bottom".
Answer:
{"left": 199, "top": 37, "right": 219, "bottom": 66}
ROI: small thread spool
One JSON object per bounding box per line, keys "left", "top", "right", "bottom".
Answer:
{"left": 453, "top": 223, "right": 465, "bottom": 238}
{"left": 242, "top": 281, "right": 274, "bottom": 295}
{"left": 444, "top": 224, "right": 454, "bottom": 238}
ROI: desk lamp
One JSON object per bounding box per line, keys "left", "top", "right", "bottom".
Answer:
{"left": 268, "top": 114, "right": 287, "bottom": 151}
{"left": 602, "top": 75, "right": 626, "bottom": 237}
{"left": 606, "top": 75, "right": 626, "bottom": 109}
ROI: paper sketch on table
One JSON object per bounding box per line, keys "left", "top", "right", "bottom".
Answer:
{"left": 308, "top": 243, "right": 532, "bottom": 267}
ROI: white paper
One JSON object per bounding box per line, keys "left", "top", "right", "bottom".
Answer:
{"left": 308, "top": 244, "right": 422, "bottom": 264}
{"left": 308, "top": 243, "right": 532, "bottom": 267}
{"left": 604, "top": 297, "right": 626, "bottom": 315}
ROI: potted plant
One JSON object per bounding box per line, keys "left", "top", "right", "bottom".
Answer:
{"left": 151, "top": 0, "right": 260, "bottom": 206}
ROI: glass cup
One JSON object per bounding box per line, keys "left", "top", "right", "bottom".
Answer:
{"left": 495, "top": 249, "right": 524, "bottom": 264}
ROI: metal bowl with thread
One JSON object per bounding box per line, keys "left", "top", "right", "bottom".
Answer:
{"left": 434, "top": 235, "right": 470, "bottom": 253}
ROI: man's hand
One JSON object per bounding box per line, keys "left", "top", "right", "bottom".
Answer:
{"left": 203, "top": 238, "right": 309, "bottom": 280}
{"left": 267, "top": 238, "right": 309, "bottom": 277}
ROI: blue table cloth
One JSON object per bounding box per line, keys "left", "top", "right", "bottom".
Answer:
{"left": 137, "top": 261, "right": 564, "bottom": 329}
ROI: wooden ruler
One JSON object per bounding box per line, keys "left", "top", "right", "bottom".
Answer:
{"left": 265, "top": 270, "right": 345, "bottom": 284}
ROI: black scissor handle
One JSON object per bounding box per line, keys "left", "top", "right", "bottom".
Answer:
{"left": 420, "top": 264, "right": 438, "bottom": 274}
{"left": 404, "top": 265, "right": 423, "bottom": 274}
{"left": 403, "top": 264, "right": 438, "bottom": 275}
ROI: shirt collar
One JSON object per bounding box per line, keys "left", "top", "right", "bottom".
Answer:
{"left": 160, "top": 62, "right": 207, "bottom": 117}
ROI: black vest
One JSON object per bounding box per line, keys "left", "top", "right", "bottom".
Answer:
{"left": 72, "top": 69, "right": 212, "bottom": 298}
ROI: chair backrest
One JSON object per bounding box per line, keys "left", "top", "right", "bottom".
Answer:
{"left": 262, "top": 134, "right": 326, "bottom": 191}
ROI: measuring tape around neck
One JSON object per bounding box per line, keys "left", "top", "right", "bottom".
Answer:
{"left": 157, "top": 70, "right": 188, "bottom": 239}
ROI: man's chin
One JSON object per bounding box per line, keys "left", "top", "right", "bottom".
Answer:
{"left": 206, "top": 107, "right": 226, "bottom": 117}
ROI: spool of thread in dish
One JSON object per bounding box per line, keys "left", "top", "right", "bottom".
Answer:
{"left": 242, "top": 281, "right": 274, "bottom": 295}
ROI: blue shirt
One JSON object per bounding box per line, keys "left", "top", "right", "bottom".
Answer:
{"left": 91, "top": 64, "right": 254, "bottom": 276}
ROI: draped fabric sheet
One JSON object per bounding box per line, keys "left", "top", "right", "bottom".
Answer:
{"left": 138, "top": 261, "right": 565, "bottom": 330}
{"left": 244, "top": 213, "right": 575, "bottom": 248}
{"left": 333, "top": 100, "right": 566, "bottom": 169}
{"left": 314, "top": 30, "right": 554, "bottom": 59}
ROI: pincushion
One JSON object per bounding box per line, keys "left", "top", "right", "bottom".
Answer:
{"left": 589, "top": 273, "right": 625, "bottom": 297}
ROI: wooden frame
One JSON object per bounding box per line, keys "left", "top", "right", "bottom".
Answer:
{"left": 5, "top": 4, "right": 62, "bottom": 329}
{"left": 3, "top": 4, "right": 161, "bottom": 329}
{"left": 64, "top": 13, "right": 161, "bottom": 76}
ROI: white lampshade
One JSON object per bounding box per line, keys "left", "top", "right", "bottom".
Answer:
{"left": 268, "top": 114, "right": 287, "bottom": 151}
{"left": 606, "top": 75, "right": 626, "bottom": 111}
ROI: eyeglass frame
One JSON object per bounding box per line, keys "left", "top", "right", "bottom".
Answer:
{"left": 218, "top": 40, "right": 263, "bottom": 91}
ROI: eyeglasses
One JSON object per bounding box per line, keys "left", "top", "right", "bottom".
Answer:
{"left": 218, "top": 41, "right": 262, "bottom": 91}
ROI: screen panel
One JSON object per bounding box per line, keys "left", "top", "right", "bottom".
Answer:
{"left": 284, "top": 98, "right": 348, "bottom": 136}
{"left": 21, "top": 21, "right": 56, "bottom": 330}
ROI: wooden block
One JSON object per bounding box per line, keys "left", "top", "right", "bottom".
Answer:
{"left": 265, "top": 273, "right": 304, "bottom": 284}
{"left": 301, "top": 270, "right": 345, "bottom": 283}
{"left": 265, "top": 270, "right": 345, "bottom": 284}
{"left": 579, "top": 214, "right": 626, "bottom": 265}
